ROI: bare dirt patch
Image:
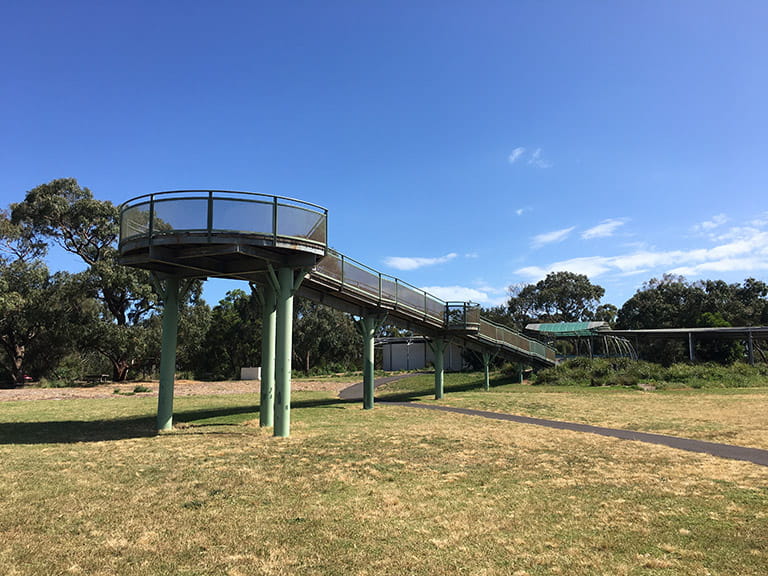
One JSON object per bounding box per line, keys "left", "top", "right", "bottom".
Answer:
{"left": 0, "top": 378, "right": 354, "bottom": 402}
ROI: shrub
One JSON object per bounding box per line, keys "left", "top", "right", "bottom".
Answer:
{"left": 532, "top": 359, "right": 768, "bottom": 389}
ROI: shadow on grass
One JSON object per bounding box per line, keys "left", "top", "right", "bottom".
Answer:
{"left": 0, "top": 374, "right": 501, "bottom": 444}
{"left": 0, "top": 397, "right": 361, "bottom": 444}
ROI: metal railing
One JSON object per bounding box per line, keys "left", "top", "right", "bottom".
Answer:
{"left": 117, "top": 191, "right": 553, "bottom": 363}
{"left": 118, "top": 190, "right": 328, "bottom": 251}
{"left": 309, "top": 250, "right": 555, "bottom": 363}
{"left": 311, "top": 250, "right": 448, "bottom": 325}
{"left": 478, "top": 318, "right": 556, "bottom": 362}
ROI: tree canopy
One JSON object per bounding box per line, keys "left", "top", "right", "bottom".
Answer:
{"left": 2, "top": 177, "right": 768, "bottom": 385}
{"left": 506, "top": 271, "right": 607, "bottom": 328}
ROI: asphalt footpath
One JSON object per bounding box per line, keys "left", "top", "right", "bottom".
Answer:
{"left": 338, "top": 375, "right": 768, "bottom": 467}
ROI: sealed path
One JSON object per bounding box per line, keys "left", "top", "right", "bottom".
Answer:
{"left": 339, "top": 375, "right": 768, "bottom": 467}
{"left": 383, "top": 401, "right": 768, "bottom": 467}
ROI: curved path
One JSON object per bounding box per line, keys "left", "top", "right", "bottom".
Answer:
{"left": 338, "top": 373, "right": 422, "bottom": 401}
{"left": 346, "top": 375, "right": 768, "bottom": 467}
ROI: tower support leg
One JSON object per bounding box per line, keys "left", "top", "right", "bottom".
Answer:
{"left": 356, "top": 315, "right": 384, "bottom": 410}
{"left": 254, "top": 282, "right": 277, "bottom": 427}
{"left": 269, "top": 266, "right": 305, "bottom": 438}
{"left": 483, "top": 353, "right": 491, "bottom": 391}
{"left": 157, "top": 277, "right": 180, "bottom": 431}
{"left": 429, "top": 338, "right": 448, "bottom": 399}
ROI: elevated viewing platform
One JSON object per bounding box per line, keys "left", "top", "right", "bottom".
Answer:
{"left": 117, "top": 190, "right": 555, "bottom": 436}
{"left": 119, "top": 190, "right": 329, "bottom": 275}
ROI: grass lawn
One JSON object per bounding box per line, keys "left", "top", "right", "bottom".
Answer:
{"left": 0, "top": 374, "right": 766, "bottom": 575}
{"left": 378, "top": 372, "right": 768, "bottom": 450}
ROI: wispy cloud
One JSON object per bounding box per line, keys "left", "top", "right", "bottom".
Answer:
{"left": 531, "top": 226, "right": 575, "bottom": 248}
{"left": 517, "top": 226, "right": 768, "bottom": 282}
{"left": 384, "top": 252, "right": 458, "bottom": 271}
{"left": 693, "top": 213, "right": 728, "bottom": 233}
{"left": 581, "top": 218, "right": 627, "bottom": 240}
{"left": 508, "top": 147, "right": 552, "bottom": 168}
{"left": 528, "top": 148, "right": 552, "bottom": 168}
{"left": 508, "top": 147, "right": 526, "bottom": 164}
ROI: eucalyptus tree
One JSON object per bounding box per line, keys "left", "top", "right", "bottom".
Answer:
{"left": 507, "top": 272, "right": 607, "bottom": 328}
{"left": 12, "top": 179, "right": 168, "bottom": 380}
{"left": 0, "top": 211, "right": 78, "bottom": 385}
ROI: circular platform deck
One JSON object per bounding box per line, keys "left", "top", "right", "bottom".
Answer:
{"left": 118, "top": 190, "right": 328, "bottom": 279}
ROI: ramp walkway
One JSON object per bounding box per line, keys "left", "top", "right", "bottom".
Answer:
{"left": 117, "top": 190, "right": 555, "bottom": 436}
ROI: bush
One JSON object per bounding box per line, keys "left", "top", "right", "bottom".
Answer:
{"left": 532, "top": 359, "right": 768, "bottom": 389}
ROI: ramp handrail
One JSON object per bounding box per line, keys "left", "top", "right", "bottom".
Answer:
{"left": 309, "top": 250, "right": 555, "bottom": 364}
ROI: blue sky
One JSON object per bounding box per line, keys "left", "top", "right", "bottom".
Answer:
{"left": 2, "top": 1, "right": 767, "bottom": 309}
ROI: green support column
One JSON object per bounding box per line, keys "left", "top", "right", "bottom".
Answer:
{"left": 269, "top": 266, "right": 305, "bottom": 438}
{"left": 356, "top": 315, "right": 384, "bottom": 410}
{"left": 482, "top": 351, "right": 492, "bottom": 391}
{"left": 157, "top": 277, "right": 180, "bottom": 431}
{"left": 429, "top": 338, "right": 448, "bottom": 400}
{"left": 253, "top": 282, "right": 277, "bottom": 427}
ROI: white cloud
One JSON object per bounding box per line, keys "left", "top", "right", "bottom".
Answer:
{"left": 531, "top": 226, "right": 575, "bottom": 248}
{"left": 516, "top": 226, "right": 768, "bottom": 282}
{"left": 528, "top": 148, "right": 553, "bottom": 168}
{"left": 517, "top": 256, "right": 614, "bottom": 281}
{"left": 508, "top": 147, "right": 552, "bottom": 168}
{"left": 669, "top": 258, "right": 768, "bottom": 276}
{"left": 581, "top": 218, "right": 627, "bottom": 240}
{"left": 384, "top": 252, "right": 458, "bottom": 271}
{"left": 508, "top": 147, "right": 526, "bottom": 163}
{"left": 516, "top": 208, "right": 525, "bottom": 216}
{"left": 693, "top": 213, "right": 728, "bottom": 233}
{"left": 421, "top": 285, "right": 489, "bottom": 304}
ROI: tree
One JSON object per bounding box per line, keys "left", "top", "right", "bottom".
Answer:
{"left": 11, "top": 179, "right": 165, "bottom": 380}
{"left": 507, "top": 272, "right": 607, "bottom": 328}
{"left": 0, "top": 265, "right": 81, "bottom": 386}
{"left": 293, "top": 298, "right": 361, "bottom": 373}
{"left": 617, "top": 275, "right": 768, "bottom": 364}
{"left": 0, "top": 211, "right": 80, "bottom": 385}
{"left": 194, "top": 289, "right": 261, "bottom": 380}
{"left": 481, "top": 305, "right": 515, "bottom": 327}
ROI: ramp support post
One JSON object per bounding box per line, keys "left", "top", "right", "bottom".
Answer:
{"left": 253, "top": 281, "right": 277, "bottom": 427}
{"left": 269, "top": 266, "right": 305, "bottom": 437}
{"left": 481, "top": 349, "right": 500, "bottom": 391}
{"left": 156, "top": 276, "right": 180, "bottom": 431}
{"left": 356, "top": 315, "right": 385, "bottom": 410}
{"left": 429, "top": 338, "right": 448, "bottom": 399}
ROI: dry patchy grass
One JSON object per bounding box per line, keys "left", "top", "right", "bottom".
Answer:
{"left": 382, "top": 373, "right": 768, "bottom": 450}
{"left": 0, "top": 390, "right": 766, "bottom": 575}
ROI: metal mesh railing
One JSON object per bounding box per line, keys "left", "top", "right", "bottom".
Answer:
{"left": 119, "top": 190, "right": 328, "bottom": 249}
{"left": 309, "top": 251, "right": 555, "bottom": 364}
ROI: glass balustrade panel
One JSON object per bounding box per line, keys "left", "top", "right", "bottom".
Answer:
{"left": 120, "top": 202, "right": 152, "bottom": 241}
{"left": 212, "top": 198, "right": 273, "bottom": 235}
{"left": 342, "top": 261, "right": 380, "bottom": 297}
{"left": 152, "top": 198, "right": 208, "bottom": 233}
{"left": 277, "top": 204, "right": 327, "bottom": 244}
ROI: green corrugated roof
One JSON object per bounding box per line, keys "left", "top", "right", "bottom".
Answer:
{"left": 525, "top": 322, "right": 609, "bottom": 337}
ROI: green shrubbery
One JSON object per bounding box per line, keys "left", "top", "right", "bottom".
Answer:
{"left": 532, "top": 358, "right": 768, "bottom": 389}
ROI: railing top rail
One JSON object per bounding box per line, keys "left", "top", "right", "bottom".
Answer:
{"left": 320, "top": 249, "right": 449, "bottom": 307}
{"left": 477, "top": 317, "right": 558, "bottom": 357}
{"left": 119, "top": 190, "right": 328, "bottom": 214}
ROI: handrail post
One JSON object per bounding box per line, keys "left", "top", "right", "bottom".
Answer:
{"left": 148, "top": 194, "right": 155, "bottom": 246}
{"left": 272, "top": 196, "right": 279, "bottom": 247}
{"left": 207, "top": 191, "right": 214, "bottom": 242}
